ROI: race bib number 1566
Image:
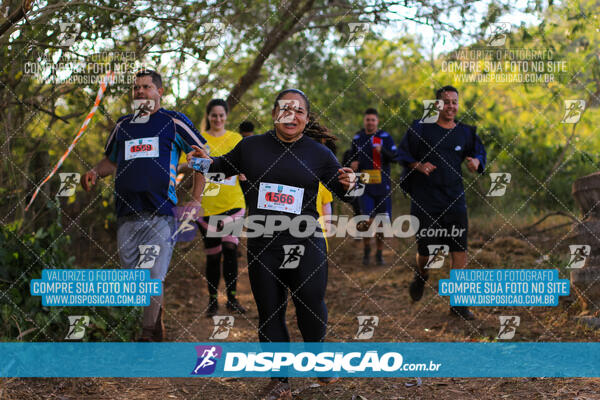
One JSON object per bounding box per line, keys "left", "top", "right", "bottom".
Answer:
{"left": 257, "top": 182, "right": 304, "bottom": 214}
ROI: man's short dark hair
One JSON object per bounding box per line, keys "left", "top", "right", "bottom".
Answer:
{"left": 365, "top": 108, "right": 378, "bottom": 116}
{"left": 436, "top": 85, "right": 458, "bottom": 99}
{"left": 239, "top": 120, "right": 254, "bottom": 133}
{"left": 135, "top": 69, "right": 163, "bottom": 89}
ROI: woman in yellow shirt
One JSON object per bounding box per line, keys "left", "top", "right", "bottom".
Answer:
{"left": 197, "top": 99, "right": 247, "bottom": 317}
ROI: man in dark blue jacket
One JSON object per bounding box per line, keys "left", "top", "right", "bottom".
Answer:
{"left": 397, "top": 86, "right": 486, "bottom": 320}
{"left": 350, "top": 108, "right": 399, "bottom": 266}
{"left": 81, "top": 70, "right": 207, "bottom": 340}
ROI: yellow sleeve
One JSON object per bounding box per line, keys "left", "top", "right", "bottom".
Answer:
{"left": 316, "top": 182, "right": 329, "bottom": 251}
{"left": 316, "top": 183, "right": 324, "bottom": 217}
{"left": 322, "top": 186, "right": 333, "bottom": 204}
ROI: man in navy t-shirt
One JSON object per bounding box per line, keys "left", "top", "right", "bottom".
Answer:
{"left": 81, "top": 70, "right": 207, "bottom": 340}
{"left": 397, "top": 85, "right": 486, "bottom": 320}
{"left": 349, "top": 108, "right": 399, "bottom": 266}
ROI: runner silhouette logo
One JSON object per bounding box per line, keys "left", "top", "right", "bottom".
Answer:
{"left": 136, "top": 245, "right": 161, "bottom": 269}
{"left": 486, "top": 173, "right": 511, "bottom": 197}
{"left": 191, "top": 345, "right": 222, "bottom": 375}
{"left": 425, "top": 245, "right": 449, "bottom": 269}
{"left": 200, "top": 23, "right": 225, "bottom": 47}
{"left": 172, "top": 207, "right": 201, "bottom": 242}
{"left": 57, "top": 172, "right": 80, "bottom": 197}
{"left": 354, "top": 315, "right": 379, "bottom": 339}
{"left": 209, "top": 316, "right": 235, "bottom": 340}
{"left": 420, "top": 100, "right": 444, "bottom": 123}
{"left": 57, "top": 23, "right": 80, "bottom": 47}
{"left": 346, "top": 172, "right": 369, "bottom": 197}
{"left": 131, "top": 99, "right": 154, "bottom": 124}
{"left": 566, "top": 245, "right": 590, "bottom": 269}
{"left": 485, "top": 22, "right": 510, "bottom": 46}
{"left": 280, "top": 245, "right": 305, "bottom": 269}
{"left": 65, "top": 315, "right": 90, "bottom": 340}
{"left": 497, "top": 316, "right": 520, "bottom": 340}
{"left": 561, "top": 100, "right": 585, "bottom": 124}
{"left": 346, "top": 23, "right": 370, "bottom": 47}
{"left": 275, "top": 100, "right": 300, "bottom": 124}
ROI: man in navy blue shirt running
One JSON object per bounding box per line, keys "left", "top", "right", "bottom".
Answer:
{"left": 349, "top": 108, "right": 399, "bottom": 266}
{"left": 397, "top": 85, "right": 486, "bottom": 320}
{"left": 80, "top": 70, "right": 207, "bottom": 340}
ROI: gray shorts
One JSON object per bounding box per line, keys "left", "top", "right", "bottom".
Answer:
{"left": 116, "top": 213, "right": 176, "bottom": 281}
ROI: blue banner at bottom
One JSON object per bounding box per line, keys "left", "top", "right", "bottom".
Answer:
{"left": 1, "top": 342, "right": 598, "bottom": 378}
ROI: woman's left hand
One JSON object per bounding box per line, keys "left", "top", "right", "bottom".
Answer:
{"left": 338, "top": 167, "right": 356, "bottom": 191}
{"left": 187, "top": 145, "right": 210, "bottom": 162}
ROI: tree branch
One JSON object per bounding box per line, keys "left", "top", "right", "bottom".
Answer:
{"left": 226, "top": 0, "right": 317, "bottom": 111}
{"left": 0, "top": 0, "right": 33, "bottom": 39}
{"left": 16, "top": 100, "right": 71, "bottom": 123}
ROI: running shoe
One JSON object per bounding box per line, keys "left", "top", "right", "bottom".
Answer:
{"left": 375, "top": 250, "right": 384, "bottom": 266}
{"left": 362, "top": 249, "right": 371, "bottom": 266}
{"left": 153, "top": 307, "right": 164, "bottom": 341}
{"left": 409, "top": 271, "right": 428, "bottom": 301}
{"left": 226, "top": 298, "right": 247, "bottom": 314}
{"left": 260, "top": 379, "right": 292, "bottom": 400}
{"left": 138, "top": 308, "right": 164, "bottom": 342}
{"left": 206, "top": 297, "right": 218, "bottom": 318}
{"left": 315, "top": 377, "right": 340, "bottom": 386}
{"left": 137, "top": 329, "right": 153, "bottom": 342}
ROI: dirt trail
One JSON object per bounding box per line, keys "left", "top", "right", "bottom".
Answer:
{"left": 3, "top": 227, "right": 600, "bottom": 399}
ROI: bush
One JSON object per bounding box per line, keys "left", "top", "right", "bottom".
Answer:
{"left": 0, "top": 208, "right": 141, "bottom": 342}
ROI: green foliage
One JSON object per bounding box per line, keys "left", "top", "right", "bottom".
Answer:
{"left": 0, "top": 207, "right": 140, "bottom": 341}
{"left": 2, "top": 0, "right": 597, "bottom": 342}
{"left": 283, "top": 0, "right": 600, "bottom": 216}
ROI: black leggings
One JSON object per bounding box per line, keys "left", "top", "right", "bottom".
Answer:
{"left": 247, "top": 237, "right": 328, "bottom": 342}
{"left": 197, "top": 209, "right": 243, "bottom": 298}
{"left": 203, "top": 244, "right": 238, "bottom": 298}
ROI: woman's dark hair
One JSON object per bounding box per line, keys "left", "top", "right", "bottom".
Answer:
{"left": 205, "top": 98, "right": 228, "bottom": 130}
{"left": 272, "top": 89, "right": 337, "bottom": 148}
{"left": 305, "top": 114, "right": 337, "bottom": 153}
{"left": 273, "top": 88, "right": 310, "bottom": 114}
{"left": 323, "top": 138, "right": 337, "bottom": 155}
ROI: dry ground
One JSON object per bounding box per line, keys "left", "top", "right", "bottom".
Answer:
{"left": 2, "top": 213, "right": 600, "bottom": 399}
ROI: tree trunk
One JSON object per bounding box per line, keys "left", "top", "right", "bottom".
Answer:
{"left": 226, "top": 0, "right": 316, "bottom": 111}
